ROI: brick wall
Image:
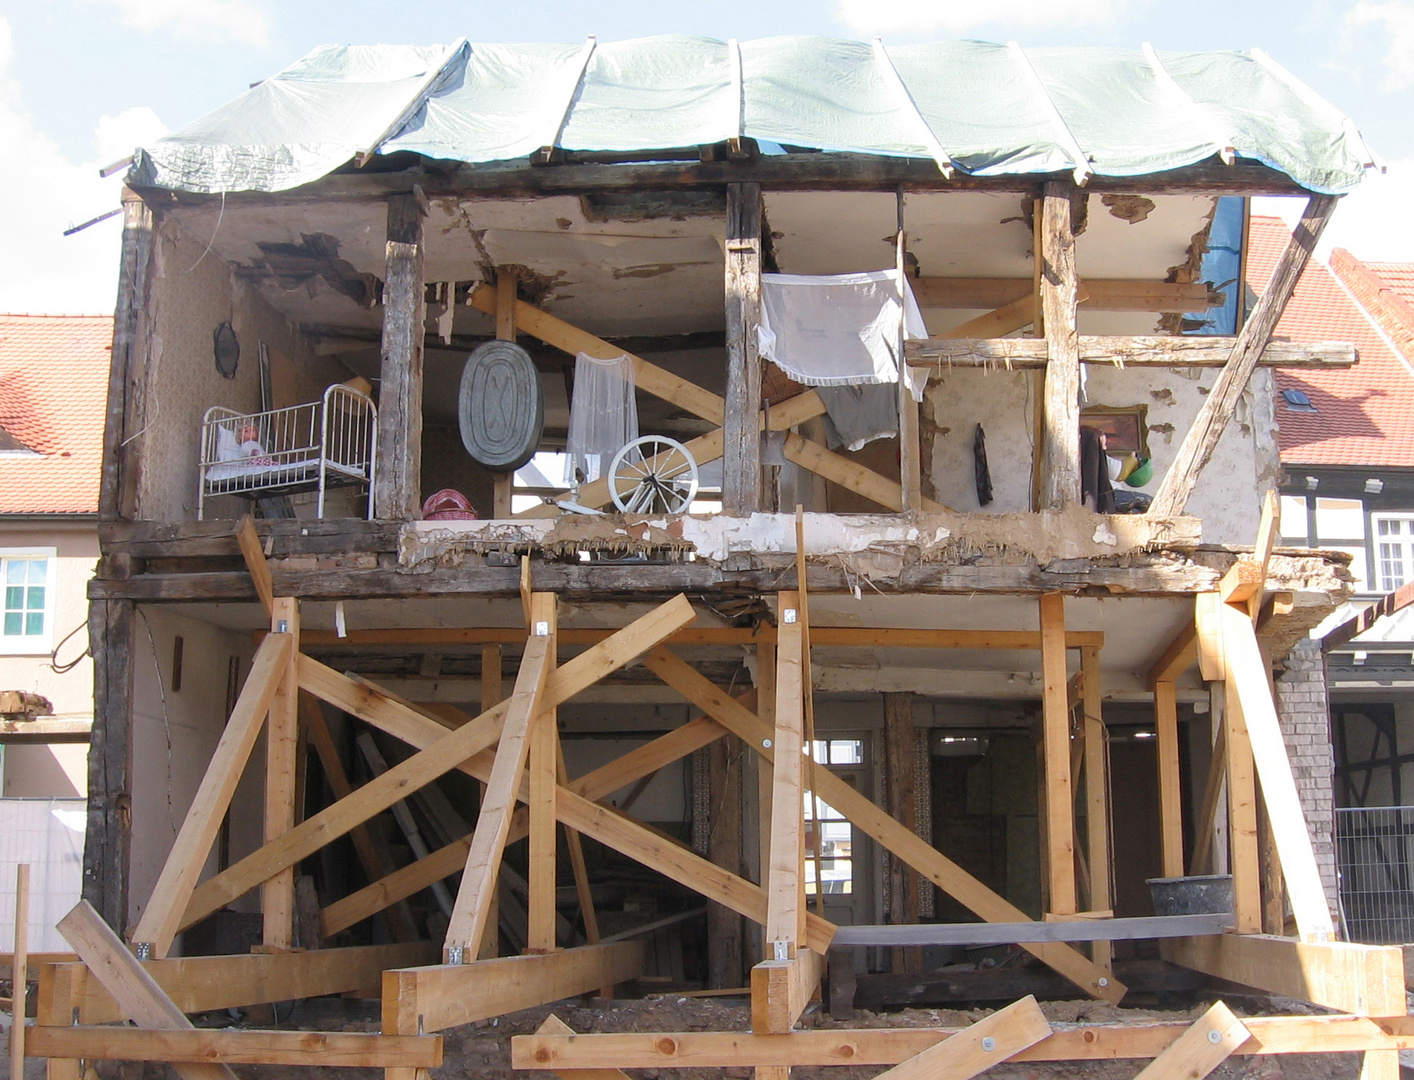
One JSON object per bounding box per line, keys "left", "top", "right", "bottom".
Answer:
{"left": 1274, "top": 637, "right": 1339, "bottom": 909}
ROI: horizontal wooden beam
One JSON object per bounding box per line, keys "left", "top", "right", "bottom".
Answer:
{"left": 913, "top": 277, "right": 1217, "bottom": 312}
{"left": 1162, "top": 935, "right": 1405, "bottom": 1016}
{"left": 751, "top": 948, "right": 823, "bottom": 1034}
{"left": 831, "top": 913, "right": 1228, "bottom": 946}
{"left": 512, "top": 1014, "right": 1414, "bottom": 1069}
{"left": 908, "top": 337, "right": 1355, "bottom": 369}
{"left": 26, "top": 1027, "right": 443, "bottom": 1068}
{"left": 40, "top": 943, "right": 436, "bottom": 1026}
{"left": 0, "top": 952, "right": 76, "bottom": 979}
{"left": 383, "top": 941, "right": 643, "bottom": 1034}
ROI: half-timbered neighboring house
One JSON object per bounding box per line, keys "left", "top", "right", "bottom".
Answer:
{"left": 43, "top": 36, "right": 1414, "bottom": 1079}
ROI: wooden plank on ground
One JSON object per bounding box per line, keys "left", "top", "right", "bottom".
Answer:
{"left": 642, "top": 647, "right": 1122, "bottom": 1003}
{"left": 1131, "top": 1001, "right": 1248, "bottom": 1080}
{"left": 533, "top": 1015, "right": 631, "bottom": 1080}
{"left": 26, "top": 1026, "right": 443, "bottom": 1068}
{"left": 57, "top": 901, "right": 237, "bottom": 1080}
{"left": 131, "top": 633, "right": 292, "bottom": 956}
{"left": 382, "top": 941, "right": 643, "bottom": 1034}
{"left": 751, "top": 948, "right": 823, "bottom": 1033}
{"left": 1039, "top": 593, "right": 1077, "bottom": 915}
{"left": 869, "top": 994, "right": 1051, "bottom": 1080}
{"left": 1162, "top": 934, "right": 1405, "bottom": 1016}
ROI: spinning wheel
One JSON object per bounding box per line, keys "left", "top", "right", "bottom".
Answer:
{"left": 608, "top": 435, "right": 699, "bottom": 514}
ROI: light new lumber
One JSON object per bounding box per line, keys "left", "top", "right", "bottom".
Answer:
{"left": 10, "top": 864, "right": 28, "bottom": 1080}
{"left": 510, "top": 1014, "right": 1414, "bottom": 1069}
{"left": 0, "top": 952, "right": 75, "bottom": 980}
{"left": 1132, "top": 1001, "right": 1248, "bottom": 1080}
{"left": 1214, "top": 601, "right": 1336, "bottom": 940}
{"left": 1146, "top": 621, "right": 1196, "bottom": 690}
{"left": 263, "top": 596, "right": 300, "bottom": 950}
{"left": 25, "top": 1026, "right": 443, "bottom": 1068}
{"left": 1038, "top": 593, "right": 1077, "bottom": 914}
{"left": 234, "top": 514, "right": 274, "bottom": 617}
{"left": 781, "top": 432, "right": 951, "bottom": 514}
{"left": 908, "top": 336, "right": 1355, "bottom": 368}
{"left": 870, "top": 995, "right": 1051, "bottom": 1080}
{"left": 444, "top": 625, "right": 553, "bottom": 953}
{"left": 1154, "top": 680, "right": 1185, "bottom": 878}
{"left": 56, "top": 901, "right": 237, "bottom": 1080}
{"left": 1149, "top": 195, "right": 1337, "bottom": 517}
{"left": 1224, "top": 678, "right": 1262, "bottom": 933}
{"left": 1162, "top": 934, "right": 1405, "bottom": 1016}
{"left": 1362, "top": 1050, "right": 1401, "bottom": 1080}
{"left": 1079, "top": 645, "right": 1112, "bottom": 972}
{"left": 382, "top": 941, "right": 643, "bottom": 1034}
{"left": 642, "top": 647, "right": 1123, "bottom": 1003}
{"left": 131, "top": 632, "right": 293, "bottom": 956}
{"left": 534, "top": 1015, "right": 631, "bottom": 1080}
{"left": 751, "top": 948, "right": 823, "bottom": 1033}
{"left": 911, "top": 277, "right": 1215, "bottom": 312}
{"left": 40, "top": 943, "right": 436, "bottom": 1026}
{"left": 766, "top": 591, "right": 806, "bottom": 951}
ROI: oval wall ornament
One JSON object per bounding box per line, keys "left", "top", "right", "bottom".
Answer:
{"left": 458, "top": 340, "right": 544, "bottom": 471}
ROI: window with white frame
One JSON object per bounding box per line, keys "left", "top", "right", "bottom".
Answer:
{"left": 1373, "top": 515, "right": 1414, "bottom": 591}
{"left": 1, "top": 550, "right": 56, "bottom": 654}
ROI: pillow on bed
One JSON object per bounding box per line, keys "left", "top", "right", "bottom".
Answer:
{"left": 216, "top": 425, "right": 242, "bottom": 461}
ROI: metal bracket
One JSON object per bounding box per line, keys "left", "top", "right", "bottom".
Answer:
{"left": 133, "top": 942, "right": 153, "bottom": 961}
{"left": 782, "top": 608, "right": 798, "bottom": 624}
{"left": 445, "top": 945, "right": 465, "bottom": 965}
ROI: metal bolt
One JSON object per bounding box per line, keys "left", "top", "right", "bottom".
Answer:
{"left": 783, "top": 608, "right": 798, "bottom": 624}
{"left": 1207, "top": 1029, "right": 1222, "bottom": 1044}
{"left": 763, "top": 738, "right": 773, "bottom": 749}
{"left": 980, "top": 1037, "right": 996, "bottom": 1052}
{"left": 1097, "top": 977, "right": 1109, "bottom": 988}
{"left": 535, "top": 620, "right": 550, "bottom": 637}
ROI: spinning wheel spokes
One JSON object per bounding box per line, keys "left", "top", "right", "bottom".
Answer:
{"left": 609, "top": 435, "right": 700, "bottom": 515}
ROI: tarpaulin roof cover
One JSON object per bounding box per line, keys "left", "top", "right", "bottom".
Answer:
{"left": 129, "top": 36, "right": 1376, "bottom": 196}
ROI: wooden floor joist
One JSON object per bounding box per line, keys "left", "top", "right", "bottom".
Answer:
{"left": 26, "top": 1027, "right": 443, "bottom": 1068}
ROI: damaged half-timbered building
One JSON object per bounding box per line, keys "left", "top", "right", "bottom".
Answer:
{"left": 38, "top": 34, "right": 1414, "bottom": 1080}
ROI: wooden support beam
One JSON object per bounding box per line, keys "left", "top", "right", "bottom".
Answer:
{"left": 1189, "top": 716, "right": 1227, "bottom": 876}
{"left": 724, "top": 182, "right": 763, "bottom": 514}
{"left": 1162, "top": 934, "right": 1405, "bottom": 1016}
{"left": 750, "top": 948, "right": 823, "bottom": 1033}
{"left": 1039, "top": 181, "right": 1082, "bottom": 508}
{"left": 1149, "top": 195, "right": 1337, "bottom": 516}
{"left": 767, "top": 591, "right": 806, "bottom": 954}
{"left": 26, "top": 1027, "right": 443, "bottom": 1068}
{"left": 869, "top": 994, "right": 1052, "bottom": 1080}
{"left": 780, "top": 432, "right": 951, "bottom": 514}
{"left": 263, "top": 597, "right": 300, "bottom": 949}
{"left": 1146, "top": 620, "right": 1196, "bottom": 690}
{"left": 57, "top": 901, "right": 237, "bottom": 1080}
{"left": 37, "top": 943, "right": 435, "bottom": 1026}
{"left": 708, "top": 734, "right": 745, "bottom": 988}
{"left": 1079, "top": 646, "right": 1111, "bottom": 973}
{"left": 1130, "top": 1001, "right": 1248, "bottom": 1080}
{"left": 375, "top": 191, "right": 427, "bottom": 520}
{"left": 382, "top": 941, "right": 643, "bottom": 1034}
{"left": 912, "top": 277, "right": 1216, "bottom": 312}
{"left": 1361, "top": 1050, "right": 1401, "bottom": 1080}
{"left": 643, "top": 647, "right": 1122, "bottom": 1003}
{"left": 10, "top": 865, "right": 28, "bottom": 1080}
{"left": 527, "top": 594, "right": 560, "bottom": 954}
{"left": 533, "top": 1015, "right": 631, "bottom": 1080}
{"left": 556, "top": 741, "right": 601, "bottom": 957}
{"left": 910, "top": 336, "right": 1357, "bottom": 369}
{"left": 84, "top": 598, "right": 136, "bottom": 932}
{"left": 1154, "top": 680, "right": 1184, "bottom": 878}
{"left": 1224, "top": 679, "right": 1262, "bottom": 934}
{"left": 492, "top": 269, "right": 519, "bottom": 517}
{"left": 104, "top": 193, "right": 156, "bottom": 521}
{"left": 1039, "top": 593, "right": 1077, "bottom": 915}
{"left": 235, "top": 515, "right": 274, "bottom": 617}
{"left": 882, "top": 691, "right": 920, "bottom": 974}
{"left": 444, "top": 617, "right": 553, "bottom": 957}
{"left": 132, "top": 633, "right": 293, "bottom": 957}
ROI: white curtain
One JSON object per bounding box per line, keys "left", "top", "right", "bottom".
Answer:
{"left": 565, "top": 352, "right": 639, "bottom": 485}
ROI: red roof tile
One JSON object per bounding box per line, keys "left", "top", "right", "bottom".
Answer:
{"left": 0, "top": 314, "right": 112, "bottom": 515}
{"left": 1248, "top": 217, "right": 1414, "bottom": 469}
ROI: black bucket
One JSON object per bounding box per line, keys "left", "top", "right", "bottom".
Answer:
{"left": 1146, "top": 874, "right": 1234, "bottom": 916}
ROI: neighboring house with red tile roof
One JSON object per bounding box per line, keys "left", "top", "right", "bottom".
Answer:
{"left": 0, "top": 314, "right": 110, "bottom": 802}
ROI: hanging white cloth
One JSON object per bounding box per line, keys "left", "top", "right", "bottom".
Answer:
{"left": 565, "top": 352, "right": 638, "bottom": 485}
{"left": 756, "top": 269, "right": 929, "bottom": 386}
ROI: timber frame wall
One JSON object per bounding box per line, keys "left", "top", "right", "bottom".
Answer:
{"left": 54, "top": 158, "right": 1405, "bottom": 1079}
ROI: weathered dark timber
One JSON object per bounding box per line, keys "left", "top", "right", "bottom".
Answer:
{"left": 84, "top": 599, "right": 135, "bottom": 930}
{"left": 707, "top": 737, "right": 745, "bottom": 988}
{"left": 374, "top": 193, "right": 426, "bottom": 520}
{"left": 722, "top": 183, "right": 763, "bottom": 514}
{"left": 103, "top": 194, "right": 155, "bottom": 521}
{"left": 302, "top": 323, "right": 728, "bottom": 357}
{"left": 1040, "top": 181, "right": 1082, "bottom": 509}
{"left": 1148, "top": 194, "right": 1338, "bottom": 517}
{"left": 883, "top": 691, "right": 921, "bottom": 974}
{"left": 98, "top": 519, "right": 403, "bottom": 559}
{"left": 88, "top": 556, "right": 1224, "bottom": 602}
{"left": 909, "top": 337, "right": 1356, "bottom": 368}
{"left": 132, "top": 156, "right": 1319, "bottom": 207}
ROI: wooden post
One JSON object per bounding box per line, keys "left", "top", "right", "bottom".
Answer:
{"left": 103, "top": 191, "right": 155, "bottom": 522}
{"left": 263, "top": 597, "right": 300, "bottom": 949}
{"left": 1079, "top": 646, "right": 1111, "bottom": 974}
{"left": 896, "top": 195, "right": 922, "bottom": 513}
{"left": 1039, "top": 181, "right": 1082, "bottom": 509}
{"left": 723, "top": 182, "right": 763, "bottom": 515}
{"left": 84, "top": 599, "right": 136, "bottom": 933}
{"left": 1039, "top": 593, "right": 1077, "bottom": 915}
{"left": 10, "top": 864, "right": 28, "bottom": 1080}
{"left": 527, "top": 596, "right": 560, "bottom": 954}
{"left": 1224, "top": 682, "right": 1262, "bottom": 934}
{"left": 883, "top": 692, "right": 920, "bottom": 974}
{"left": 480, "top": 644, "right": 503, "bottom": 958}
{"left": 708, "top": 737, "right": 745, "bottom": 988}
{"left": 1154, "top": 680, "right": 1185, "bottom": 879}
{"left": 493, "top": 269, "right": 518, "bottom": 518}
{"left": 374, "top": 191, "right": 427, "bottom": 521}
{"left": 766, "top": 592, "right": 806, "bottom": 954}
{"left": 1149, "top": 195, "right": 1337, "bottom": 516}
{"left": 755, "top": 643, "right": 777, "bottom": 967}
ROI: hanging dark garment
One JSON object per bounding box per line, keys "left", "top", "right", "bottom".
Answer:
{"left": 973, "top": 423, "right": 993, "bottom": 506}
{"left": 1080, "top": 425, "right": 1116, "bottom": 513}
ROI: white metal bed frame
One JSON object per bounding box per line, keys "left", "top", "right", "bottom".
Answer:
{"left": 198, "top": 384, "right": 377, "bottom": 520}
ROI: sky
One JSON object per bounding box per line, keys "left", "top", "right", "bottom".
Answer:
{"left": 4, "top": 0, "right": 1414, "bottom": 315}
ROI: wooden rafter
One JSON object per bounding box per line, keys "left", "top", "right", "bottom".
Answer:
{"left": 911, "top": 277, "right": 1217, "bottom": 312}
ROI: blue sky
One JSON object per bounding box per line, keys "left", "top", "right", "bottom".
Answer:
{"left": 5, "top": 0, "right": 1414, "bottom": 313}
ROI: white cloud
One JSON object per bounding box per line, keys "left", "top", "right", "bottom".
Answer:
{"left": 82, "top": 0, "right": 270, "bottom": 47}
{"left": 835, "top": 0, "right": 1123, "bottom": 35}
{"left": 1252, "top": 160, "right": 1414, "bottom": 264}
{"left": 1345, "top": 1, "right": 1414, "bottom": 90}
{"left": 0, "top": 15, "right": 168, "bottom": 315}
